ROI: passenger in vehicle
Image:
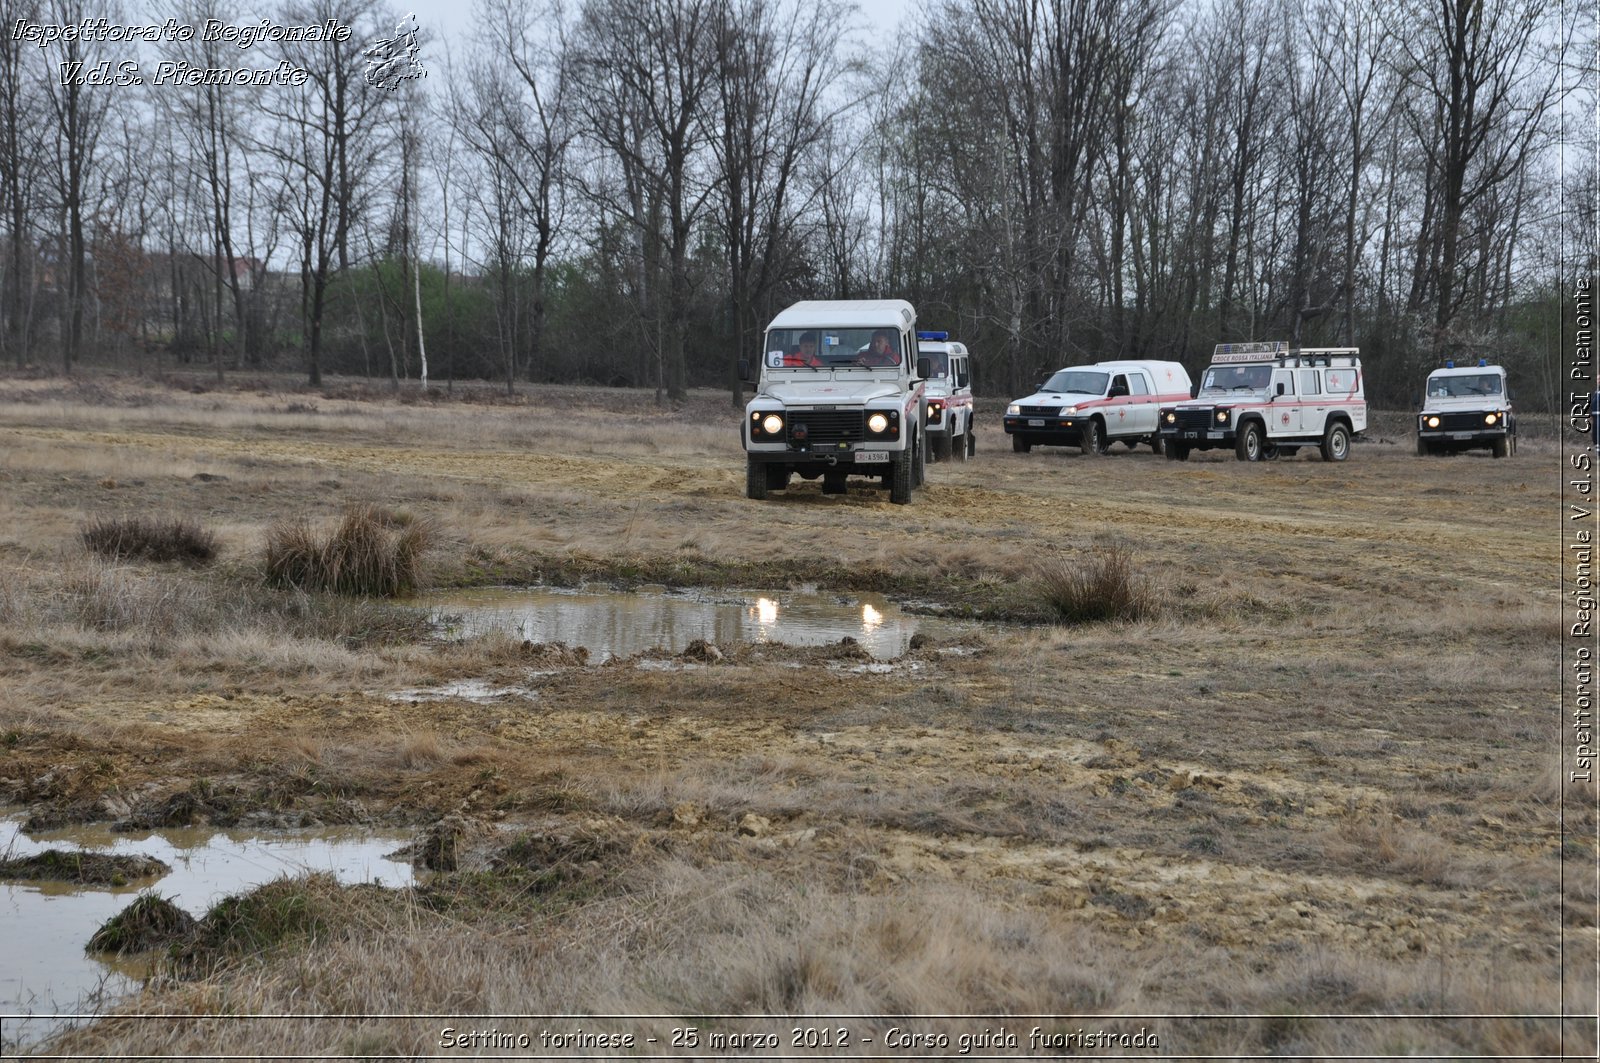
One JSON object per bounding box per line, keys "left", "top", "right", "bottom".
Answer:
{"left": 860, "top": 330, "right": 900, "bottom": 367}
{"left": 783, "top": 331, "right": 821, "bottom": 367}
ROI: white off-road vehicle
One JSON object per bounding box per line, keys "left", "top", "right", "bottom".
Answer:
{"left": 741, "top": 300, "right": 931, "bottom": 504}
{"left": 1004, "top": 360, "right": 1192, "bottom": 455}
{"left": 917, "top": 331, "right": 974, "bottom": 462}
{"left": 1158, "top": 342, "right": 1366, "bottom": 462}
{"left": 1415, "top": 360, "right": 1516, "bottom": 458}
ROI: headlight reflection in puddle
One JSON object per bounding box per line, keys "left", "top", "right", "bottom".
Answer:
{"left": 861, "top": 602, "right": 883, "bottom": 633}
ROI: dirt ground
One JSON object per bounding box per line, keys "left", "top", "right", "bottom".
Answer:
{"left": 0, "top": 373, "right": 1592, "bottom": 1057}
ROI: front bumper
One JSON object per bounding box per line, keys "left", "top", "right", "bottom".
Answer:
{"left": 1003, "top": 414, "right": 1086, "bottom": 443}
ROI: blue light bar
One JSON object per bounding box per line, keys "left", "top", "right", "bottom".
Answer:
{"left": 917, "top": 331, "right": 948, "bottom": 341}
{"left": 1478, "top": 358, "right": 1487, "bottom": 367}
{"left": 1445, "top": 359, "right": 1455, "bottom": 368}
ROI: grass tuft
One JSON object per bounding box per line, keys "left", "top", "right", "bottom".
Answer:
{"left": 81, "top": 514, "right": 219, "bottom": 565}
{"left": 1034, "top": 544, "right": 1156, "bottom": 624}
{"left": 264, "top": 505, "right": 430, "bottom": 597}
{"left": 88, "top": 892, "right": 197, "bottom": 953}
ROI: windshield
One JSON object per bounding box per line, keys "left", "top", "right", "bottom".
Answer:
{"left": 921, "top": 350, "right": 949, "bottom": 378}
{"left": 1427, "top": 372, "right": 1503, "bottom": 398}
{"left": 763, "top": 328, "right": 903, "bottom": 370}
{"left": 1040, "top": 370, "right": 1108, "bottom": 395}
{"left": 1202, "top": 364, "right": 1272, "bottom": 391}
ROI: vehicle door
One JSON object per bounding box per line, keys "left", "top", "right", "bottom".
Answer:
{"left": 1269, "top": 369, "right": 1299, "bottom": 437}
{"left": 1105, "top": 373, "right": 1134, "bottom": 438}
{"left": 1124, "top": 370, "right": 1155, "bottom": 434}
{"left": 1299, "top": 369, "right": 1325, "bottom": 436}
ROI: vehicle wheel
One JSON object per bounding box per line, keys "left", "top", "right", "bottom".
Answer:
{"left": 1012, "top": 434, "right": 1031, "bottom": 454}
{"left": 1235, "top": 422, "right": 1265, "bottom": 462}
{"left": 1320, "top": 421, "right": 1351, "bottom": 462}
{"left": 1492, "top": 436, "right": 1509, "bottom": 459}
{"left": 967, "top": 427, "right": 977, "bottom": 457}
{"left": 952, "top": 429, "right": 968, "bottom": 462}
{"left": 821, "top": 471, "right": 847, "bottom": 493}
{"left": 912, "top": 431, "right": 926, "bottom": 487}
{"left": 1149, "top": 435, "right": 1163, "bottom": 455}
{"left": 746, "top": 457, "right": 768, "bottom": 500}
{"left": 1416, "top": 437, "right": 1431, "bottom": 457}
{"left": 1081, "top": 418, "right": 1106, "bottom": 456}
{"left": 932, "top": 432, "right": 952, "bottom": 463}
{"left": 765, "top": 464, "right": 790, "bottom": 490}
{"left": 1165, "top": 443, "right": 1190, "bottom": 461}
{"left": 889, "top": 446, "right": 912, "bottom": 504}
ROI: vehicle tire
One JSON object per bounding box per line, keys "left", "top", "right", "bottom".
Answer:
{"left": 912, "top": 431, "right": 926, "bottom": 487}
{"left": 765, "top": 464, "right": 790, "bottom": 490}
{"left": 1416, "top": 437, "right": 1431, "bottom": 457}
{"left": 821, "top": 470, "right": 847, "bottom": 493}
{"left": 932, "top": 432, "right": 952, "bottom": 463}
{"left": 746, "top": 457, "right": 768, "bottom": 500}
{"left": 1235, "top": 422, "right": 1265, "bottom": 462}
{"left": 1165, "top": 443, "right": 1190, "bottom": 461}
{"left": 1012, "top": 434, "right": 1031, "bottom": 453}
{"left": 952, "top": 427, "right": 968, "bottom": 462}
{"left": 1149, "top": 435, "right": 1163, "bottom": 455}
{"left": 1320, "top": 421, "right": 1351, "bottom": 462}
{"left": 1492, "top": 436, "right": 1509, "bottom": 459}
{"left": 1081, "top": 418, "right": 1106, "bottom": 456}
{"left": 889, "top": 446, "right": 912, "bottom": 504}
{"left": 968, "top": 428, "right": 977, "bottom": 457}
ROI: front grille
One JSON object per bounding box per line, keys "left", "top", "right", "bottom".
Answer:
{"left": 1017, "top": 405, "right": 1059, "bottom": 417}
{"left": 788, "top": 410, "right": 864, "bottom": 446}
{"left": 1435, "top": 412, "right": 1495, "bottom": 432}
{"left": 1175, "top": 409, "right": 1215, "bottom": 432}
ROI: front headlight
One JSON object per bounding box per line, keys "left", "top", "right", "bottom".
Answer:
{"left": 761, "top": 413, "right": 784, "bottom": 436}
{"left": 867, "top": 412, "right": 890, "bottom": 434}
{"left": 1058, "top": 405, "right": 1078, "bottom": 416}
{"left": 1163, "top": 411, "right": 1176, "bottom": 424}
{"left": 1484, "top": 413, "right": 1498, "bottom": 425}
{"left": 1426, "top": 416, "right": 1440, "bottom": 429}
{"left": 1216, "top": 409, "right": 1230, "bottom": 423}
{"left": 1006, "top": 404, "right": 1020, "bottom": 416}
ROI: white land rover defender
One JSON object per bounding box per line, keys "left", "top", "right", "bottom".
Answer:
{"left": 741, "top": 300, "right": 931, "bottom": 504}
{"left": 1157, "top": 342, "right": 1366, "bottom": 462}
{"left": 917, "top": 331, "right": 974, "bottom": 462}
{"left": 1415, "top": 360, "right": 1516, "bottom": 458}
{"left": 1004, "top": 360, "right": 1193, "bottom": 455}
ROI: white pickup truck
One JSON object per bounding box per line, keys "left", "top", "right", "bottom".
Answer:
{"left": 741, "top": 300, "right": 931, "bottom": 504}
{"left": 1004, "top": 360, "right": 1192, "bottom": 455}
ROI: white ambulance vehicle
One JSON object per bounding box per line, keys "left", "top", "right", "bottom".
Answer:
{"left": 1157, "top": 342, "right": 1366, "bottom": 462}
{"left": 917, "top": 331, "right": 975, "bottom": 462}
{"left": 741, "top": 300, "right": 930, "bottom": 504}
{"left": 1004, "top": 360, "right": 1192, "bottom": 455}
{"left": 1415, "top": 360, "right": 1516, "bottom": 458}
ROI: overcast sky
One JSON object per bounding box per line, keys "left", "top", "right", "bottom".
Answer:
{"left": 393, "top": 0, "right": 918, "bottom": 66}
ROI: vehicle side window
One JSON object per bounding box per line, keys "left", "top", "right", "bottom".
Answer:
{"left": 1326, "top": 368, "right": 1355, "bottom": 393}
{"left": 955, "top": 358, "right": 969, "bottom": 389}
{"left": 1110, "top": 374, "right": 1129, "bottom": 396}
{"left": 1300, "top": 370, "right": 1320, "bottom": 396}
{"left": 1273, "top": 370, "right": 1295, "bottom": 396}
{"left": 1128, "top": 373, "right": 1149, "bottom": 396}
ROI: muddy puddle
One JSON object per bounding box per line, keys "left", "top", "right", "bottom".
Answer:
{"left": 422, "top": 585, "right": 961, "bottom": 660}
{"left": 0, "top": 815, "right": 414, "bottom": 1052}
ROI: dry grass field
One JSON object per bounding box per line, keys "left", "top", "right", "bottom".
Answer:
{"left": 0, "top": 371, "right": 1591, "bottom": 1058}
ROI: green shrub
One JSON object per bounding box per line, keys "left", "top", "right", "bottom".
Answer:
{"left": 1035, "top": 545, "right": 1156, "bottom": 624}
{"left": 81, "top": 514, "right": 218, "bottom": 565}
{"left": 264, "top": 505, "right": 429, "bottom": 597}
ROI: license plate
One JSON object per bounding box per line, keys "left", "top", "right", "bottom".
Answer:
{"left": 1182, "top": 431, "right": 1199, "bottom": 439}
{"left": 1027, "top": 419, "right": 1044, "bottom": 427}
{"left": 853, "top": 451, "right": 889, "bottom": 464}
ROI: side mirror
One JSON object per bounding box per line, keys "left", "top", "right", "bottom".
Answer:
{"left": 917, "top": 356, "right": 932, "bottom": 380}
{"left": 1108, "top": 385, "right": 1129, "bottom": 398}
{"left": 1275, "top": 382, "right": 1286, "bottom": 397}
